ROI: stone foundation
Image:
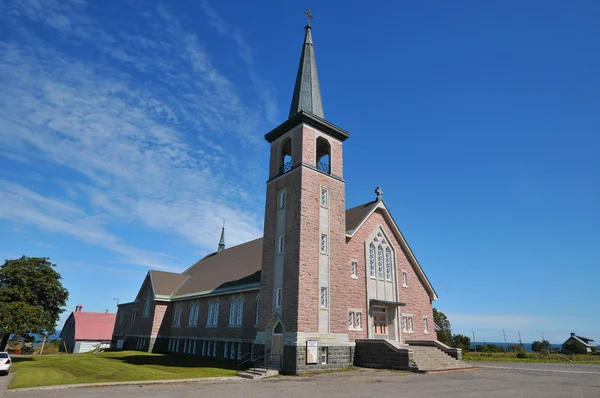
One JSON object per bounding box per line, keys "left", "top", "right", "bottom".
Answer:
{"left": 281, "top": 345, "right": 354, "bottom": 375}
{"left": 354, "top": 339, "right": 413, "bottom": 370}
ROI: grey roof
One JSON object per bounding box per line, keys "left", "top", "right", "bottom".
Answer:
{"left": 149, "top": 271, "right": 189, "bottom": 297}
{"left": 346, "top": 200, "right": 378, "bottom": 233}
{"left": 289, "top": 24, "right": 324, "bottom": 119}
{"left": 566, "top": 334, "right": 596, "bottom": 347}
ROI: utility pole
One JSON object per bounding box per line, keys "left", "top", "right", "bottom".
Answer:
{"left": 503, "top": 329, "right": 508, "bottom": 352}
{"left": 39, "top": 332, "right": 47, "bottom": 355}
{"left": 518, "top": 330, "right": 523, "bottom": 350}
{"left": 472, "top": 331, "right": 477, "bottom": 353}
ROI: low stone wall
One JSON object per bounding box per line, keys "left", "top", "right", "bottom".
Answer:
{"left": 281, "top": 345, "right": 354, "bottom": 375}
{"left": 354, "top": 339, "right": 413, "bottom": 370}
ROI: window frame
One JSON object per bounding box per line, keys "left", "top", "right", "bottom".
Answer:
{"left": 275, "top": 288, "right": 282, "bottom": 309}
{"left": 320, "top": 233, "right": 328, "bottom": 254}
{"left": 279, "top": 190, "right": 286, "bottom": 209}
{"left": 351, "top": 260, "right": 358, "bottom": 279}
{"left": 385, "top": 247, "right": 392, "bottom": 281}
{"left": 369, "top": 243, "right": 376, "bottom": 278}
{"left": 320, "top": 287, "right": 328, "bottom": 308}
{"left": 402, "top": 270, "right": 408, "bottom": 287}
{"left": 278, "top": 235, "right": 284, "bottom": 254}
{"left": 320, "top": 187, "right": 329, "bottom": 208}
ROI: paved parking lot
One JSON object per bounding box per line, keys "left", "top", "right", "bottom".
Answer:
{"left": 5, "top": 363, "right": 600, "bottom": 398}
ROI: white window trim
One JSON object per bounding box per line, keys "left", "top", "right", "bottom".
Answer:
{"left": 369, "top": 243, "right": 376, "bottom": 278}
{"left": 320, "top": 287, "right": 328, "bottom": 308}
{"left": 402, "top": 269, "right": 408, "bottom": 287}
{"left": 321, "top": 346, "right": 328, "bottom": 364}
{"left": 351, "top": 259, "right": 358, "bottom": 279}
{"left": 385, "top": 247, "right": 393, "bottom": 282}
{"left": 320, "top": 187, "right": 329, "bottom": 208}
{"left": 423, "top": 316, "right": 430, "bottom": 334}
{"left": 402, "top": 314, "right": 414, "bottom": 333}
{"left": 348, "top": 308, "right": 363, "bottom": 331}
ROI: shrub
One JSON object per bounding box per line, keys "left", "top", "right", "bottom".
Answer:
{"left": 516, "top": 351, "right": 527, "bottom": 359}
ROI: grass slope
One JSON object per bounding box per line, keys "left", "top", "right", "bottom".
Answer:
{"left": 9, "top": 351, "right": 237, "bottom": 389}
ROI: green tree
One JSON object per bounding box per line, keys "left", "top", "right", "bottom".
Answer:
{"left": 0, "top": 256, "right": 69, "bottom": 350}
{"left": 532, "top": 340, "right": 551, "bottom": 353}
{"left": 433, "top": 308, "right": 452, "bottom": 346}
{"left": 562, "top": 339, "right": 587, "bottom": 355}
{"left": 452, "top": 334, "right": 471, "bottom": 352}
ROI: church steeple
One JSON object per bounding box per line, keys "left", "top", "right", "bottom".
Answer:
{"left": 289, "top": 9, "right": 324, "bottom": 119}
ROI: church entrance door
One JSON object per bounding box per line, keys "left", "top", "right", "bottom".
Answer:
{"left": 373, "top": 307, "right": 388, "bottom": 339}
{"left": 270, "top": 321, "right": 283, "bottom": 368}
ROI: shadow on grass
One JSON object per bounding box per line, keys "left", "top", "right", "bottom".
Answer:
{"left": 10, "top": 357, "right": 34, "bottom": 363}
{"left": 105, "top": 354, "right": 239, "bottom": 370}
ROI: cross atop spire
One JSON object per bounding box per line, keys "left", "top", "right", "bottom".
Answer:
{"left": 304, "top": 8, "right": 313, "bottom": 26}
{"left": 289, "top": 10, "right": 324, "bottom": 119}
{"left": 375, "top": 187, "right": 384, "bottom": 201}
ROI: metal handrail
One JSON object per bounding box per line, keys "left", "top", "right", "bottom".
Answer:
{"left": 237, "top": 352, "right": 252, "bottom": 373}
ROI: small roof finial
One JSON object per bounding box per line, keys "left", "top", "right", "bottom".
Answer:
{"left": 375, "top": 187, "right": 384, "bottom": 201}
{"left": 304, "top": 8, "right": 313, "bottom": 27}
{"left": 218, "top": 220, "right": 226, "bottom": 253}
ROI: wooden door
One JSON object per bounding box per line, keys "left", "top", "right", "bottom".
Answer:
{"left": 373, "top": 308, "right": 388, "bottom": 338}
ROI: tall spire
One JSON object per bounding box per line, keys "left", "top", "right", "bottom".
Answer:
{"left": 289, "top": 9, "right": 324, "bottom": 119}
{"left": 217, "top": 221, "right": 225, "bottom": 253}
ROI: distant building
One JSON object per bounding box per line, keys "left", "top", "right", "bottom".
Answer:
{"left": 562, "top": 332, "right": 596, "bottom": 353}
{"left": 59, "top": 305, "right": 116, "bottom": 353}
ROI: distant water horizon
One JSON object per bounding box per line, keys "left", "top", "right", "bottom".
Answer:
{"left": 471, "top": 341, "right": 599, "bottom": 352}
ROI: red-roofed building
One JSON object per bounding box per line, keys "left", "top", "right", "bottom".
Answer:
{"left": 59, "top": 305, "right": 116, "bottom": 353}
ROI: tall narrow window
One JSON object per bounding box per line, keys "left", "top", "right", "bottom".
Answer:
{"left": 316, "top": 137, "right": 331, "bottom": 174}
{"left": 356, "top": 312, "right": 362, "bottom": 329}
{"left": 229, "top": 300, "right": 236, "bottom": 326}
{"left": 321, "top": 347, "right": 328, "bottom": 364}
{"left": 320, "top": 187, "right": 328, "bottom": 208}
{"left": 348, "top": 311, "right": 354, "bottom": 329}
{"left": 194, "top": 303, "right": 200, "bottom": 326}
{"left": 224, "top": 342, "right": 229, "bottom": 358}
{"left": 230, "top": 342, "right": 236, "bottom": 359}
{"left": 279, "top": 190, "right": 286, "bottom": 209}
{"left": 275, "top": 288, "right": 282, "bottom": 309}
{"left": 202, "top": 341, "right": 206, "bottom": 355}
{"left": 237, "top": 342, "right": 242, "bottom": 359}
{"left": 255, "top": 297, "right": 261, "bottom": 325}
{"left": 377, "top": 245, "right": 384, "bottom": 279}
{"left": 213, "top": 341, "right": 217, "bottom": 357}
{"left": 385, "top": 247, "right": 392, "bottom": 281}
{"left": 320, "top": 287, "right": 328, "bottom": 308}
{"left": 424, "top": 317, "right": 429, "bottom": 333}
{"left": 408, "top": 316, "right": 413, "bottom": 332}
{"left": 320, "top": 233, "right": 328, "bottom": 254}
{"left": 280, "top": 138, "right": 292, "bottom": 174}
{"left": 207, "top": 302, "right": 214, "bottom": 326}
{"left": 369, "top": 243, "right": 376, "bottom": 277}
{"left": 208, "top": 341, "right": 212, "bottom": 356}
{"left": 351, "top": 260, "right": 357, "bottom": 278}
{"left": 278, "top": 235, "right": 284, "bottom": 254}
{"left": 236, "top": 299, "right": 244, "bottom": 325}
{"left": 143, "top": 292, "right": 151, "bottom": 317}
{"left": 213, "top": 302, "right": 219, "bottom": 325}
{"left": 188, "top": 303, "right": 195, "bottom": 326}
{"left": 402, "top": 270, "right": 408, "bottom": 287}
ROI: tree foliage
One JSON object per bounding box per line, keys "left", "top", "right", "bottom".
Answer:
{"left": 452, "top": 334, "right": 471, "bottom": 352}
{"left": 531, "top": 340, "right": 551, "bottom": 353}
{"left": 0, "top": 256, "right": 69, "bottom": 350}
{"left": 562, "top": 339, "right": 588, "bottom": 355}
{"left": 433, "top": 308, "right": 452, "bottom": 346}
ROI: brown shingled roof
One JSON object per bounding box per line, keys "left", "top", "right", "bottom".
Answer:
{"left": 346, "top": 200, "right": 378, "bottom": 233}
{"left": 149, "top": 271, "right": 189, "bottom": 297}
{"left": 174, "top": 237, "right": 263, "bottom": 297}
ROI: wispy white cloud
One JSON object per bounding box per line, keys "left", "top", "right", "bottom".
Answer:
{"left": 0, "top": 0, "right": 269, "bottom": 269}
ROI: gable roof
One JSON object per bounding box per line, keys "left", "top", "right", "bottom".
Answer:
{"left": 566, "top": 333, "right": 596, "bottom": 347}
{"left": 67, "top": 311, "right": 116, "bottom": 341}
{"left": 346, "top": 199, "right": 438, "bottom": 301}
{"left": 142, "top": 201, "right": 436, "bottom": 302}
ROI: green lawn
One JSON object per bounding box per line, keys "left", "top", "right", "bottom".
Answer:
{"left": 464, "top": 352, "right": 600, "bottom": 364}
{"left": 9, "top": 351, "right": 237, "bottom": 389}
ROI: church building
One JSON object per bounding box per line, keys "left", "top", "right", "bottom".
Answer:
{"left": 113, "top": 15, "right": 463, "bottom": 374}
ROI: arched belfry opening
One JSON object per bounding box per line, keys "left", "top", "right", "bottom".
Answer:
{"left": 316, "top": 137, "right": 330, "bottom": 174}
{"left": 280, "top": 138, "right": 292, "bottom": 174}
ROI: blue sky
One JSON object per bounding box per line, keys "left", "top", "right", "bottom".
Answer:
{"left": 1, "top": 0, "right": 598, "bottom": 344}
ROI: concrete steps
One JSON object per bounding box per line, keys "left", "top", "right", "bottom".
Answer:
{"left": 410, "top": 345, "right": 473, "bottom": 372}
{"left": 236, "top": 367, "right": 279, "bottom": 380}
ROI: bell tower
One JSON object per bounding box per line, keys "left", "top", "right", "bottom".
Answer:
{"left": 256, "top": 11, "right": 353, "bottom": 374}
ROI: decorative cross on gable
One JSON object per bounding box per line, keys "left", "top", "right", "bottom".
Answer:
{"left": 375, "top": 186, "right": 384, "bottom": 201}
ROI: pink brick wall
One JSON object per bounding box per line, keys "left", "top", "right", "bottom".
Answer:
{"left": 345, "top": 208, "right": 435, "bottom": 341}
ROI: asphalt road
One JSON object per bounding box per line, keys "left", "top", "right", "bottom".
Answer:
{"left": 5, "top": 362, "right": 600, "bottom": 398}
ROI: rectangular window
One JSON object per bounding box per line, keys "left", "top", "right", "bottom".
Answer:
{"left": 213, "top": 302, "right": 219, "bottom": 325}
{"left": 402, "top": 270, "right": 408, "bottom": 287}
{"left": 408, "top": 316, "right": 413, "bottom": 332}
{"left": 224, "top": 342, "right": 229, "bottom": 358}
{"left": 202, "top": 340, "right": 206, "bottom": 355}
{"left": 321, "top": 347, "right": 328, "bottom": 364}
{"left": 230, "top": 342, "right": 236, "bottom": 359}
{"left": 402, "top": 315, "right": 413, "bottom": 332}
{"left": 184, "top": 339, "right": 188, "bottom": 353}
{"left": 356, "top": 312, "right": 362, "bottom": 329}
{"left": 385, "top": 248, "right": 392, "bottom": 281}
{"left": 275, "top": 288, "right": 282, "bottom": 309}
{"left": 320, "top": 287, "right": 328, "bottom": 308}
{"left": 237, "top": 342, "right": 242, "bottom": 359}
{"left": 351, "top": 260, "right": 357, "bottom": 278}
{"left": 369, "top": 244, "right": 376, "bottom": 277}
{"left": 279, "top": 190, "right": 286, "bottom": 209}
{"left": 278, "top": 235, "right": 284, "bottom": 254}
{"left": 193, "top": 340, "right": 197, "bottom": 355}
{"left": 320, "top": 234, "right": 328, "bottom": 254}
{"left": 423, "top": 317, "right": 429, "bottom": 334}
{"left": 348, "top": 311, "right": 354, "bottom": 329}
{"left": 175, "top": 339, "right": 179, "bottom": 352}
{"left": 320, "top": 187, "right": 328, "bottom": 208}
{"left": 208, "top": 341, "right": 212, "bottom": 356}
